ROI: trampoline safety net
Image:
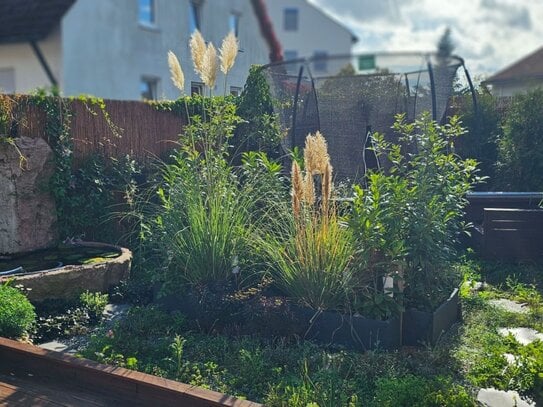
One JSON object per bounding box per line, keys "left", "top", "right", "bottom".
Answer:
{"left": 260, "top": 53, "right": 470, "bottom": 179}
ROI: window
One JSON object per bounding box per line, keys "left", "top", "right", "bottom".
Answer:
{"left": 284, "top": 50, "right": 299, "bottom": 74}
{"left": 140, "top": 77, "right": 158, "bottom": 100}
{"left": 191, "top": 81, "right": 204, "bottom": 96}
{"left": 284, "top": 8, "right": 298, "bottom": 31}
{"left": 283, "top": 50, "right": 298, "bottom": 61}
{"left": 0, "top": 68, "right": 15, "bottom": 94}
{"left": 313, "top": 51, "right": 328, "bottom": 72}
{"left": 229, "top": 12, "right": 240, "bottom": 36}
{"left": 230, "top": 86, "right": 242, "bottom": 96}
{"left": 189, "top": 1, "right": 202, "bottom": 33}
{"left": 139, "top": 0, "right": 155, "bottom": 26}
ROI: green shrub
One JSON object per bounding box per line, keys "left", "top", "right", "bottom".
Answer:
{"left": 0, "top": 283, "right": 36, "bottom": 339}
{"left": 496, "top": 88, "right": 543, "bottom": 191}
{"left": 456, "top": 91, "right": 501, "bottom": 188}
{"left": 234, "top": 65, "right": 283, "bottom": 159}
{"left": 351, "top": 113, "right": 481, "bottom": 311}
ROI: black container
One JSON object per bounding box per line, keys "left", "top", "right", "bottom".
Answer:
{"left": 402, "top": 288, "right": 460, "bottom": 346}
{"left": 294, "top": 306, "right": 402, "bottom": 351}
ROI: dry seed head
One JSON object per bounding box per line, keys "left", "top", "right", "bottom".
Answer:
{"left": 190, "top": 30, "right": 206, "bottom": 76}
{"left": 321, "top": 162, "right": 332, "bottom": 215}
{"left": 219, "top": 31, "right": 238, "bottom": 74}
{"left": 304, "top": 131, "right": 331, "bottom": 175}
{"left": 303, "top": 173, "right": 316, "bottom": 206}
{"left": 291, "top": 161, "right": 303, "bottom": 217}
{"left": 167, "top": 51, "right": 185, "bottom": 92}
{"left": 202, "top": 43, "right": 218, "bottom": 88}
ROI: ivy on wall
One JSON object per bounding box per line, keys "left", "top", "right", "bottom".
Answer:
{"left": 28, "top": 90, "right": 140, "bottom": 243}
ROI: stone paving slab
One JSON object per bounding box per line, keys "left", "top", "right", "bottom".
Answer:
{"left": 489, "top": 298, "right": 529, "bottom": 314}
{"left": 498, "top": 327, "right": 543, "bottom": 345}
{"left": 477, "top": 388, "right": 535, "bottom": 407}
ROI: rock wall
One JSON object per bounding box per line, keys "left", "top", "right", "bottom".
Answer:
{"left": 0, "top": 137, "right": 58, "bottom": 254}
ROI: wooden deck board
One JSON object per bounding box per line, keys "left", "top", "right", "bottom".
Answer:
{"left": 0, "top": 337, "right": 262, "bottom": 407}
{"left": 0, "top": 371, "right": 132, "bottom": 407}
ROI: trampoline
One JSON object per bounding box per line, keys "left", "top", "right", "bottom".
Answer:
{"left": 260, "top": 52, "right": 476, "bottom": 179}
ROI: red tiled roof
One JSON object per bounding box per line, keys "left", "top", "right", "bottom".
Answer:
{"left": 0, "top": 0, "right": 75, "bottom": 44}
{"left": 486, "top": 46, "right": 543, "bottom": 84}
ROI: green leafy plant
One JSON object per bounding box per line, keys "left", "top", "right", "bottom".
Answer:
{"left": 374, "top": 375, "right": 475, "bottom": 406}
{"left": 0, "top": 95, "right": 27, "bottom": 168}
{"left": 80, "top": 290, "right": 108, "bottom": 323}
{"left": 233, "top": 65, "right": 283, "bottom": 159}
{"left": 0, "top": 282, "right": 36, "bottom": 339}
{"left": 61, "top": 153, "right": 140, "bottom": 241}
{"left": 496, "top": 88, "right": 543, "bottom": 191}
{"left": 456, "top": 90, "right": 501, "bottom": 188}
{"left": 352, "top": 113, "right": 481, "bottom": 311}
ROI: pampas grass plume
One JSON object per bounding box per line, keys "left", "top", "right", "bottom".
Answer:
{"left": 322, "top": 162, "right": 332, "bottom": 216}
{"left": 304, "top": 131, "right": 331, "bottom": 175}
{"left": 219, "top": 31, "right": 238, "bottom": 74}
{"left": 291, "top": 161, "right": 303, "bottom": 218}
{"left": 190, "top": 30, "right": 206, "bottom": 76}
{"left": 202, "top": 43, "right": 218, "bottom": 88}
{"left": 167, "top": 51, "right": 185, "bottom": 92}
{"left": 303, "top": 173, "right": 316, "bottom": 206}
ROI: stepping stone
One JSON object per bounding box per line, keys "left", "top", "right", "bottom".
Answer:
{"left": 489, "top": 299, "right": 529, "bottom": 314}
{"left": 464, "top": 280, "right": 485, "bottom": 292}
{"left": 39, "top": 340, "right": 68, "bottom": 352}
{"left": 498, "top": 327, "right": 543, "bottom": 345}
{"left": 103, "top": 303, "right": 130, "bottom": 322}
{"left": 477, "top": 388, "right": 535, "bottom": 407}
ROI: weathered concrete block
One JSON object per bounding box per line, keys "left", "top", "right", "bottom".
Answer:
{"left": 0, "top": 137, "right": 58, "bottom": 254}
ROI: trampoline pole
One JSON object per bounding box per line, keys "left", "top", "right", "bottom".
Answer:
{"left": 404, "top": 74, "right": 411, "bottom": 120}
{"left": 463, "top": 63, "right": 478, "bottom": 114}
{"left": 311, "top": 77, "right": 321, "bottom": 132}
{"left": 427, "top": 61, "right": 437, "bottom": 121}
{"left": 291, "top": 64, "right": 305, "bottom": 150}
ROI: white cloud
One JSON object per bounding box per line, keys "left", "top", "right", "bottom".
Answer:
{"left": 306, "top": 0, "right": 543, "bottom": 79}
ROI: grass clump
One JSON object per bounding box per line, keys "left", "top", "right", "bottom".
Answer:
{"left": 259, "top": 132, "right": 359, "bottom": 311}
{"left": 0, "top": 282, "right": 36, "bottom": 339}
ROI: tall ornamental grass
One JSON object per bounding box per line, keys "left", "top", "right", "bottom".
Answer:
{"left": 260, "top": 132, "right": 358, "bottom": 310}
{"left": 158, "top": 150, "right": 258, "bottom": 288}
{"left": 154, "top": 30, "right": 280, "bottom": 289}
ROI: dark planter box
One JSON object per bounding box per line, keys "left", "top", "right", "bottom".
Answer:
{"left": 294, "top": 306, "right": 402, "bottom": 351}
{"left": 402, "top": 288, "right": 460, "bottom": 346}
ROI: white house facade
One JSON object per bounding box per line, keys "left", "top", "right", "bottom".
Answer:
{"left": 0, "top": 0, "right": 269, "bottom": 100}
{"left": 264, "top": 0, "right": 357, "bottom": 74}
{"left": 483, "top": 45, "right": 543, "bottom": 97}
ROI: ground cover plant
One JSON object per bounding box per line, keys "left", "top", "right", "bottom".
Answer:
{"left": 68, "top": 259, "right": 543, "bottom": 405}
{"left": 0, "top": 281, "right": 35, "bottom": 339}
{"left": 33, "top": 291, "right": 109, "bottom": 343}
{"left": 80, "top": 302, "right": 476, "bottom": 406}
{"left": 456, "top": 260, "right": 543, "bottom": 404}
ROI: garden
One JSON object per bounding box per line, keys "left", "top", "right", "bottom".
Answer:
{"left": 1, "top": 31, "right": 543, "bottom": 406}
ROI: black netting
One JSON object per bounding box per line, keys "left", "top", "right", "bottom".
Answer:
{"left": 261, "top": 53, "right": 470, "bottom": 179}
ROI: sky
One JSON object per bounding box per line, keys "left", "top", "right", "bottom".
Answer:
{"left": 306, "top": 0, "right": 543, "bottom": 80}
